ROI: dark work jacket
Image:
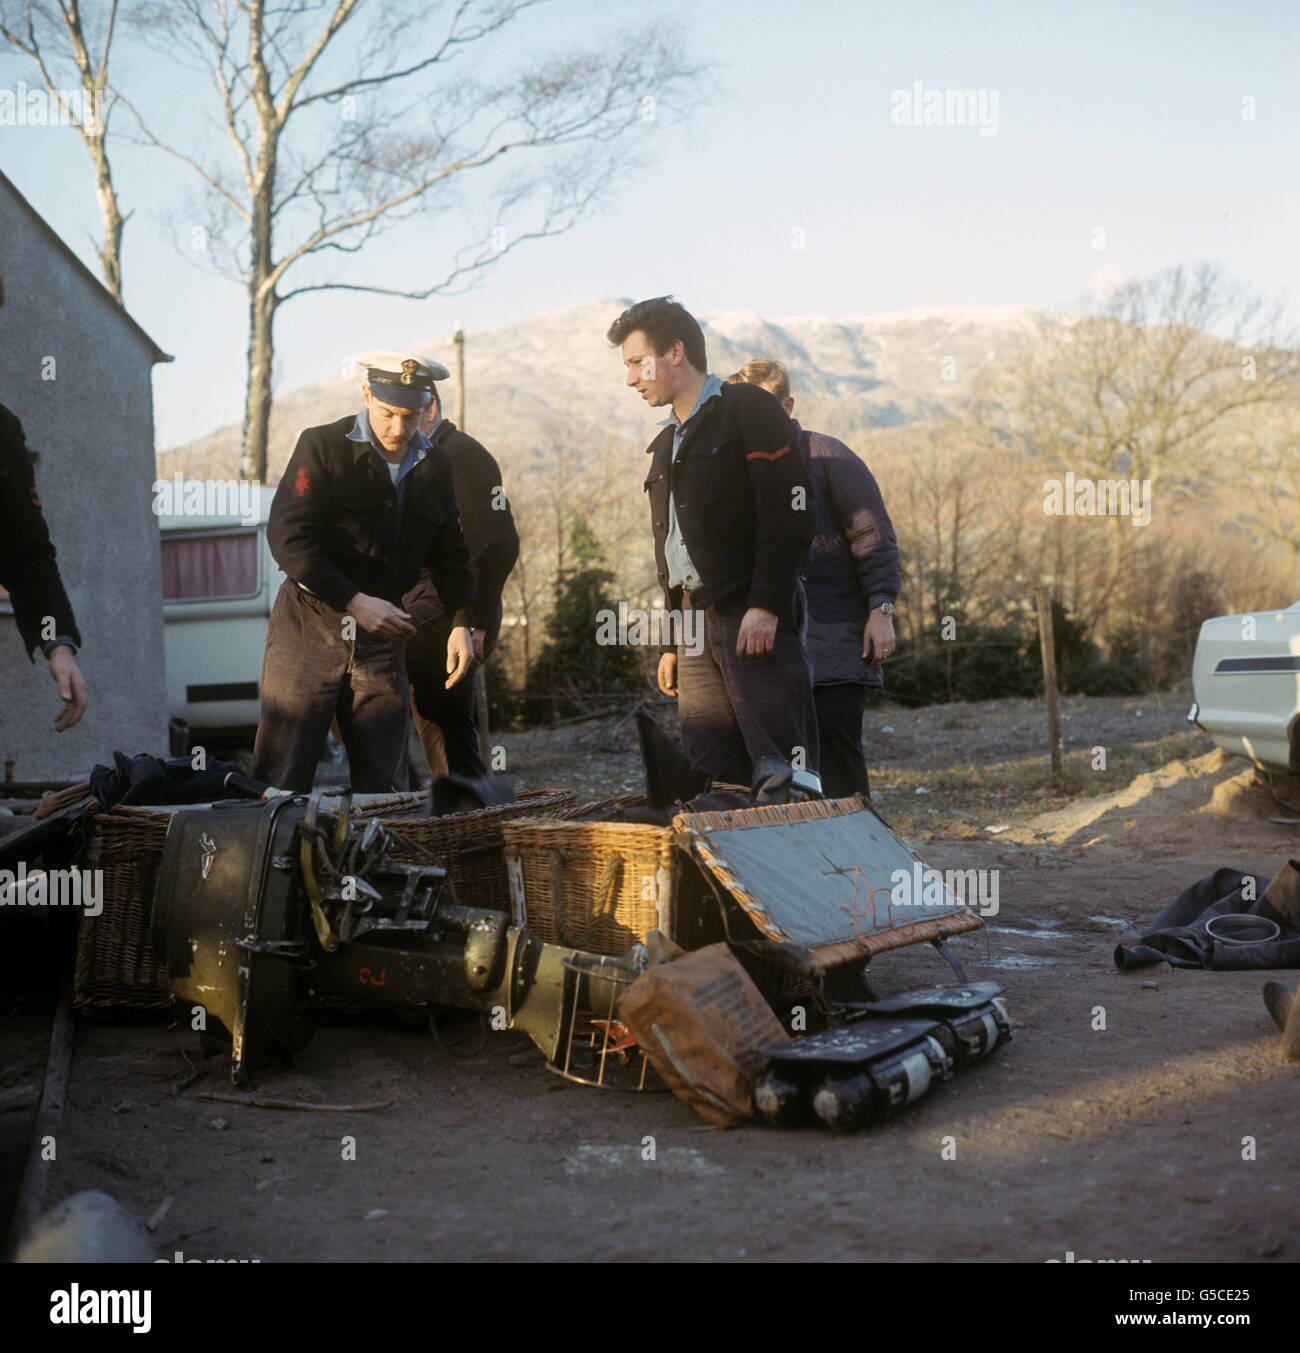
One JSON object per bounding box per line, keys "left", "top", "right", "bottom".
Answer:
{"left": 0, "top": 403, "right": 81, "bottom": 660}
{"left": 644, "top": 381, "right": 812, "bottom": 626}
{"left": 268, "top": 413, "right": 473, "bottom": 626}
{"left": 403, "top": 418, "right": 520, "bottom": 656}
{"left": 1114, "top": 867, "right": 1300, "bottom": 971}
{"left": 796, "top": 422, "right": 901, "bottom": 689}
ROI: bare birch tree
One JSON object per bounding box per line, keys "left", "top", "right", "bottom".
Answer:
{"left": 0, "top": 0, "right": 129, "bottom": 300}
{"left": 118, "top": 0, "right": 700, "bottom": 483}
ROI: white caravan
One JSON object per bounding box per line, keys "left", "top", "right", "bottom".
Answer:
{"left": 158, "top": 484, "right": 281, "bottom": 750}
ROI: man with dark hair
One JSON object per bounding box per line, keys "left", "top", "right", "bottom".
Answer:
{"left": 401, "top": 362, "right": 520, "bottom": 779}
{"left": 607, "top": 297, "right": 817, "bottom": 787}
{"left": 0, "top": 403, "right": 88, "bottom": 731}
{"left": 253, "top": 351, "right": 474, "bottom": 794}
{"left": 728, "top": 359, "right": 900, "bottom": 798}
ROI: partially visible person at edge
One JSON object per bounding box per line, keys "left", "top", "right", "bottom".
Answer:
{"left": 607, "top": 297, "right": 818, "bottom": 788}
{"left": 0, "top": 402, "right": 88, "bottom": 732}
{"left": 252, "top": 352, "right": 474, "bottom": 795}
{"left": 727, "top": 359, "right": 900, "bottom": 799}
{"left": 400, "top": 358, "right": 520, "bottom": 781}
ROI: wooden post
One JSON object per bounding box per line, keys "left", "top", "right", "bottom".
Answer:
{"left": 1035, "top": 584, "right": 1063, "bottom": 775}
{"left": 450, "top": 324, "right": 492, "bottom": 765}
{"left": 451, "top": 325, "right": 465, "bottom": 430}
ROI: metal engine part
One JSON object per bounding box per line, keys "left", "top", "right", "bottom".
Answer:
{"left": 151, "top": 792, "right": 639, "bottom": 1087}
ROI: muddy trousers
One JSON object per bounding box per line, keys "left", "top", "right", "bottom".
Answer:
{"left": 252, "top": 580, "right": 411, "bottom": 794}
{"left": 405, "top": 615, "right": 488, "bottom": 782}
{"left": 677, "top": 591, "right": 818, "bottom": 787}
{"left": 814, "top": 681, "right": 870, "bottom": 799}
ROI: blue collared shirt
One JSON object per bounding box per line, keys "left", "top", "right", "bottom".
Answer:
{"left": 660, "top": 373, "right": 723, "bottom": 590}
{"left": 347, "top": 410, "right": 430, "bottom": 542}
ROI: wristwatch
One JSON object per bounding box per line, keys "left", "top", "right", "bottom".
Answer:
{"left": 872, "top": 601, "right": 895, "bottom": 617}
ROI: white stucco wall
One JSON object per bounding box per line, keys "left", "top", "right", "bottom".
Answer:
{"left": 0, "top": 173, "right": 169, "bottom": 782}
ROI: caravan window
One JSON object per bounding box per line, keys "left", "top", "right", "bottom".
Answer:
{"left": 161, "top": 531, "right": 260, "bottom": 601}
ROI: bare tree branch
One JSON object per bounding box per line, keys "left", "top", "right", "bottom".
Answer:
{"left": 1, "top": 0, "right": 130, "bottom": 297}
{"left": 111, "top": 0, "right": 704, "bottom": 479}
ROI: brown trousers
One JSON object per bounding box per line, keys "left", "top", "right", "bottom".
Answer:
{"left": 252, "top": 580, "right": 411, "bottom": 794}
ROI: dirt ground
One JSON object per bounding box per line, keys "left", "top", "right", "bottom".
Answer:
{"left": 2, "top": 691, "right": 1297, "bottom": 1263}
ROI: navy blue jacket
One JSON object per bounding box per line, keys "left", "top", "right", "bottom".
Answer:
{"left": 268, "top": 414, "right": 473, "bottom": 627}
{"left": 402, "top": 418, "right": 519, "bottom": 652}
{"left": 796, "top": 423, "right": 900, "bottom": 688}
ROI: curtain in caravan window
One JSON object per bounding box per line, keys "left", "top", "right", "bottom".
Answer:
{"left": 161, "top": 533, "right": 259, "bottom": 600}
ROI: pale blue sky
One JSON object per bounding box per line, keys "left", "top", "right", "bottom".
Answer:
{"left": 3, "top": 0, "right": 1297, "bottom": 449}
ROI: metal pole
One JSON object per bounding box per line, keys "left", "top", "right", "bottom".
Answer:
{"left": 450, "top": 325, "right": 492, "bottom": 764}
{"left": 451, "top": 326, "right": 465, "bottom": 431}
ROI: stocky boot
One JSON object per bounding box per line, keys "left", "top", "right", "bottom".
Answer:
{"left": 1262, "top": 982, "right": 1293, "bottom": 1031}
{"left": 1261, "top": 981, "right": 1300, "bottom": 1060}
{"left": 1260, "top": 864, "right": 1300, "bottom": 1058}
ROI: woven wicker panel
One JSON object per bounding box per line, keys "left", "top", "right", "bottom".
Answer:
{"left": 502, "top": 818, "right": 676, "bottom": 952}
{"left": 75, "top": 808, "right": 173, "bottom": 1016}
{"left": 559, "top": 785, "right": 749, "bottom": 821}
{"left": 559, "top": 793, "right": 647, "bottom": 819}
{"left": 353, "top": 792, "right": 427, "bottom": 818}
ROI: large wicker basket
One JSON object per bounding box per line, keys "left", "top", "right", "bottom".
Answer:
{"left": 503, "top": 818, "right": 673, "bottom": 951}
{"left": 73, "top": 788, "right": 577, "bottom": 1016}
{"left": 503, "top": 791, "right": 729, "bottom": 955}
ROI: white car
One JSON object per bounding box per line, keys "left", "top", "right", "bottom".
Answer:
{"left": 1189, "top": 601, "right": 1300, "bottom": 773}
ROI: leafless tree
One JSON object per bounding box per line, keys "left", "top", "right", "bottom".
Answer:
{"left": 117, "top": 0, "right": 702, "bottom": 482}
{"left": 984, "top": 262, "right": 1300, "bottom": 618}
{"left": 1, "top": 0, "right": 129, "bottom": 300}
{"left": 870, "top": 423, "right": 1009, "bottom": 621}
{"left": 1223, "top": 402, "right": 1300, "bottom": 589}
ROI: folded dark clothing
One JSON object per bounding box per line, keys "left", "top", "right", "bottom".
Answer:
{"left": 90, "top": 751, "right": 254, "bottom": 810}
{"left": 1114, "top": 865, "right": 1300, "bottom": 972}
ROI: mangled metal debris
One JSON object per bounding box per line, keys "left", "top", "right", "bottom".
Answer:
{"left": 142, "top": 774, "right": 1010, "bottom": 1131}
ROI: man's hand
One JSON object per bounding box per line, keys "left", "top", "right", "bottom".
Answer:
{"left": 48, "top": 645, "right": 87, "bottom": 732}
{"left": 445, "top": 626, "right": 473, "bottom": 688}
{"left": 657, "top": 651, "right": 678, "bottom": 696}
{"left": 736, "top": 607, "right": 778, "bottom": 659}
{"left": 470, "top": 630, "right": 486, "bottom": 669}
{"left": 864, "top": 609, "right": 895, "bottom": 666}
{"left": 347, "top": 592, "right": 417, "bottom": 639}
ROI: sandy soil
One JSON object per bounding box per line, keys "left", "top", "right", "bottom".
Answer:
{"left": 2, "top": 696, "right": 1297, "bottom": 1263}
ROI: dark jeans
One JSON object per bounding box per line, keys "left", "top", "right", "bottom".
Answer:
{"left": 252, "top": 580, "right": 411, "bottom": 794}
{"left": 814, "top": 681, "right": 870, "bottom": 799}
{"left": 405, "top": 614, "right": 487, "bottom": 781}
{"left": 677, "top": 592, "right": 818, "bottom": 786}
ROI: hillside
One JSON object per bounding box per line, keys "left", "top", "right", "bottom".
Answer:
{"left": 158, "top": 300, "right": 1043, "bottom": 483}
